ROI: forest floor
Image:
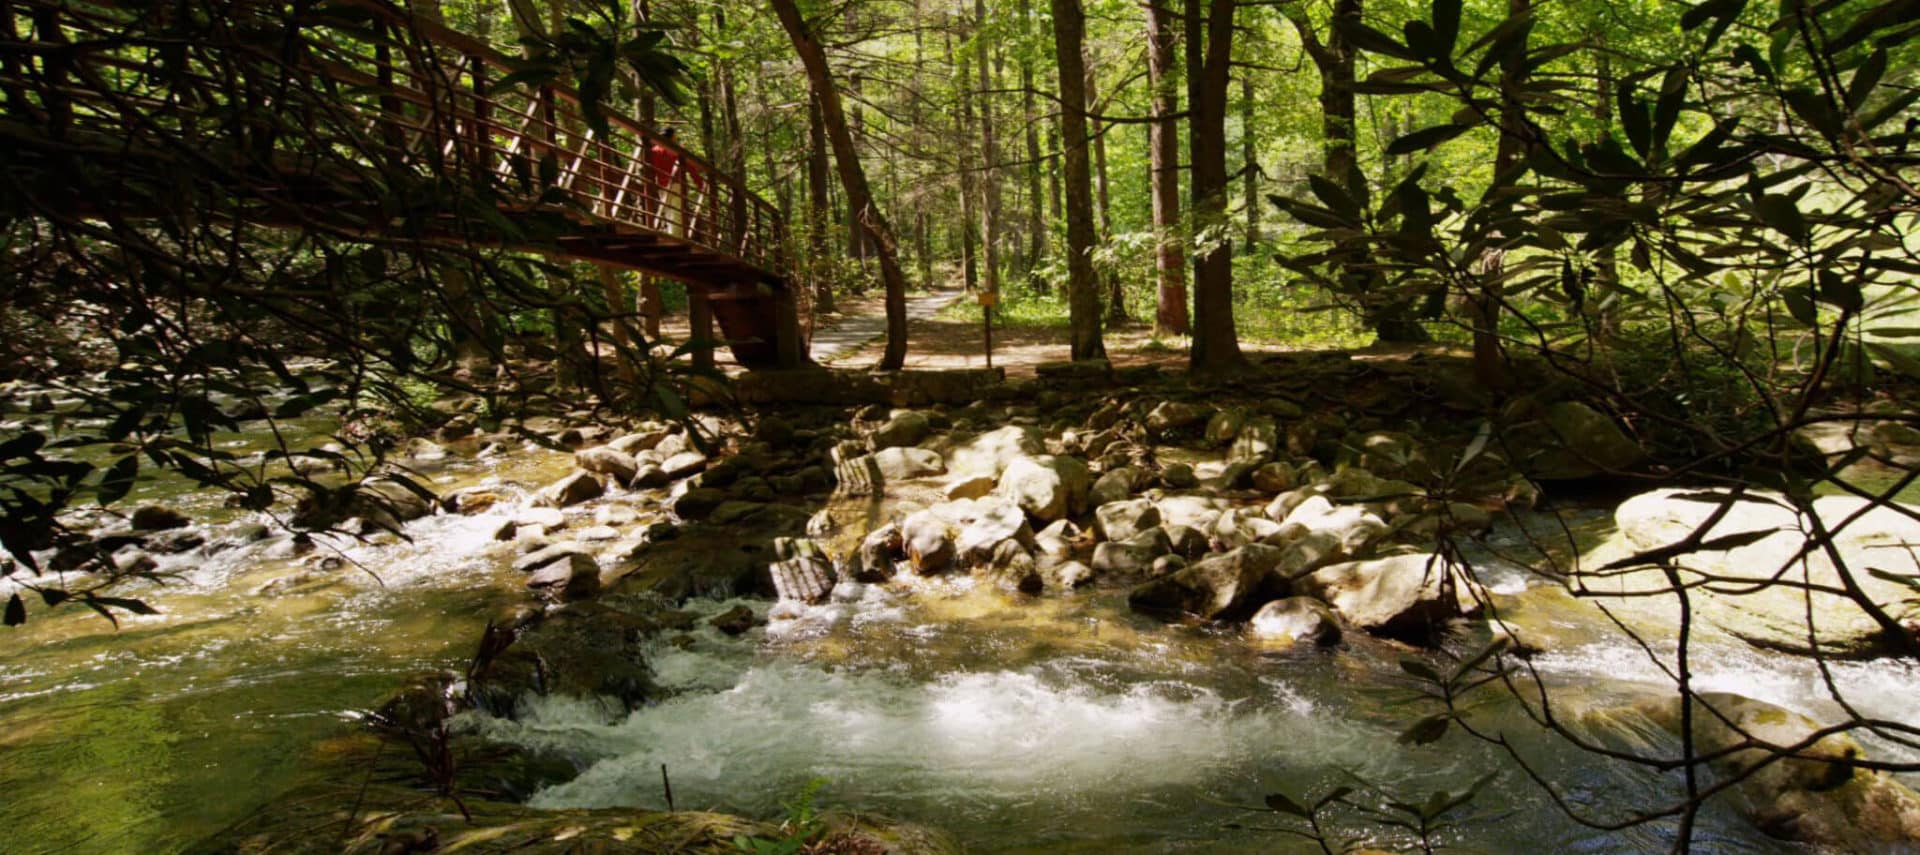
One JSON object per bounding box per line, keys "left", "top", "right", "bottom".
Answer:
{"left": 813, "top": 287, "right": 1334, "bottom": 378}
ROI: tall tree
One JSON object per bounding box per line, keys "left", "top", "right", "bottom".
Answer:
{"left": 976, "top": 0, "right": 1002, "bottom": 300}
{"left": 1185, "top": 0, "right": 1244, "bottom": 373}
{"left": 1146, "top": 0, "right": 1187, "bottom": 335}
{"left": 952, "top": 26, "right": 980, "bottom": 293}
{"left": 1050, "top": 0, "right": 1106, "bottom": 360}
{"left": 1019, "top": 0, "right": 1046, "bottom": 289}
{"left": 807, "top": 91, "right": 835, "bottom": 313}
{"left": 771, "top": 0, "right": 911, "bottom": 368}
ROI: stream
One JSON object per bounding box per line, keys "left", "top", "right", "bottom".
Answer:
{"left": 3, "top": 412, "right": 1918, "bottom": 853}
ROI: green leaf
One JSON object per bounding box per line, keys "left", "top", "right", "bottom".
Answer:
{"left": 1387, "top": 124, "right": 1473, "bottom": 156}
{"left": 1868, "top": 343, "right": 1920, "bottom": 380}
{"left": 1867, "top": 566, "right": 1920, "bottom": 591}
{"left": 1399, "top": 656, "right": 1442, "bottom": 682}
{"left": 98, "top": 455, "right": 139, "bottom": 507}
{"left": 1336, "top": 18, "right": 1417, "bottom": 61}
{"left": 1399, "top": 713, "right": 1451, "bottom": 745}
{"left": 1652, "top": 67, "right": 1687, "bottom": 156}
{"left": 1264, "top": 792, "right": 1309, "bottom": 817}
{"left": 90, "top": 596, "right": 159, "bottom": 616}
{"left": 0, "top": 430, "right": 47, "bottom": 460}
{"left": 1816, "top": 270, "right": 1863, "bottom": 312}
{"left": 1307, "top": 175, "right": 1361, "bottom": 221}
{"left": 1754, "top": 194, "right": 1808, "bottom": 243}
{"left": 1783, "top": 284, "right": 1818, "bottom": 326}
{"left": 4, "top": 593, "right": 23, "bottom": 626}
{"left": 1848, "top": 49, "right": 1887, "bottom": 109}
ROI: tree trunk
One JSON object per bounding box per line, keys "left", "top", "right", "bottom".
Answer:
{"left": 807, "top": 92, "right": 835, "bottom": 313}
{"left": 1241, "top": 74, "right": 1259, "bottom": 249}
{"left": 772, "top": 0, "right": 910, "bottom": 369}
{"left": 1185, "top": 0, "right": 1243, "bottom": 374}
{"left": 953, "top": 28, "right": 979, "bottom": 293}
{"left": 1020, "top": 0, "right": 1045, "bottom": 289}
{"left": 1146, "top": 0, "right": 1187, "bottom": 336}
{"left": 977, "top": 0, "right": 1001, "bottom": 300}
{"left": 1088, "top": 71, "right": 1125, "bottom": 323}
{"left": 1473, "top": 0, "right": 1528, "bottom": 391}
{"left": 1051, "top": 0, "right": 1106, "bottom": 361}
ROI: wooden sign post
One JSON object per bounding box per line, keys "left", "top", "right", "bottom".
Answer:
{"left": 978, "top": 290, "right": 998, "bottom": 369}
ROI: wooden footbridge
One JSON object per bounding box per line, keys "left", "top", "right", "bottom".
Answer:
{"left": 1, "top": 0, "right": 809, "bottom": 367}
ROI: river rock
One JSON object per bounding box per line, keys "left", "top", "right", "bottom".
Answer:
{"left": 1043, "top": 559, "right": 1096, "bottom": 590}
{"left": 944, "top": 474, "right": 996, "bottom": 501}
{"left": 951, "top": 497, "right": 1034, "bottom": 563}
{"left": 660, "top": 450, "right": 709, "bottom": 480}
{"left": 1514, "top": 401, "right": 1645, "bottom": 479}
{"left": 870, "top": 410, "right": 932, "bottom": 450}
{"left": 1272, "top": 531, "right": 1348, "bottom": 580}
{"left": 1205, "top": 409, "right": 1247, "bottom": 445}
{"left": 1214, "top": 508, "right": 1283, "bottom": 549}
{"left": 1159, "top": 462, "right": 1196, "bottom": 489}
{"left": 1633, "top": 692, "right": 1920, "bottom": 849}
{"left": 1250, "top": 463, "right": 1296, "bottom": 493}
{"left": 1281, "top": 495, "right": 1389, "bottom": 553}
{"left": 1156, "top": 494, "right": 1228, "bottom": 532}
{"left": 1146, "top": 401, "right": 1212, "bottom": 438}
{"left": 1356, "top": 431, "right": 1434, "bottom": 483}
{"left": 1092, "top": 532, "right": 1171, "bottom": 581}
{"left": 947, "top": 425, "right": 1045, "bottom": 479}
{"left": 1297, "top": 553, "right": 1484, "bottom": 641}
{"left": 1163, "top": 524, "right": 1211, "bottom": 559}
{"left": 1578, "top": 488, "right": 1920, "bottom": 657}
{"left": 850, "top": 523, "right": 904, "bottom": 582}
{"left": 1033, "top": 519, "right": 1078, "bottom": 567}
{"left": 1129, "top": 543, "right": 1286, "bottom": 620}
{"left": 1229, "top": 417, "right": 1278, "bottom": 464}
{"left": 769, "top": 537, "right": 834, "bottom": 604}
{"left": 513, "top": 542, "right": 592, "bottom": 574}
{"left": 900, "top": 509, "right": 957, "bottom": 575}
{"left": 669, "top": 487, "right": 727, "bottom": 520}
{"left": 541, "top": 470, "right": 604, "bottom": 508}
{"left": 441, "top": 486, "right": 505, "bottom": 515}
{"left": 1095, "top": 498, "right": 1160, "bottom": 542}
{"left": 130, "top": 504, "right": 190, "bottom": 531}
{"left": 1248, "top": 597, "right": 1340, "bottom": 646}
{"left": 608, "top": 428, "right": 671, "bottom": 454}
{"left": 997, "top": 455, "right": 1091, "bottom": 523}
{"left": 575, "top": 446, "right": 639, "bottom": 485}
{"left": 876, "top": 447, "right": 947, "bottom": 480}
{"left": 1090, "top": 466, "right": 1149, "bottom": 506}
{"left": 526, "top": 552, "right": 601, "bottom": 601}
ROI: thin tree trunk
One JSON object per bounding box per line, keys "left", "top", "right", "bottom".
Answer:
{"left": 1146, "top": 0, "right": 1187, "bottom": 335}
{"left": 1088, "top": 71, "right": 1125, "bottom": 322}
{"left": 977, "top": 0, "right": 1001, "bottom": 300}
{"left": 1241, "top": 74, "right": 1259, "bottom": 249}
{"left": 1186, "top": 0, "right": 1243, "bottom": 374}
{"left": 1020, "top": 0, "right": 1045, "bottom": 289}
{"left": 1052, "top": 0, "right": 1106, "bottom": 360}
{"left": 772, "top": 0, "right": 910, "bottom": 369}
{"left": 953, "top": 28, "right": 979, "bottom": 293}
{"left": 808, "top": 92, "right": 835, "bottom": 313}
{"left": 1473, "top": 0, "right": 1528, "bottom": 391}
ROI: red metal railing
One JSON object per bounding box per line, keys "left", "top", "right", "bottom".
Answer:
{"left": 0, "top": 0, "right": 791, "bottom": 284}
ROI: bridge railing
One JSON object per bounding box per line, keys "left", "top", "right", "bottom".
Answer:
{"left": 1, "top": 0, "right": 791, "bottom": 285}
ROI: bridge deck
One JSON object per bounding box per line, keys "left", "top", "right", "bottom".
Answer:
{"left": 2, "top": 0, "right": 808, "bottom": 366}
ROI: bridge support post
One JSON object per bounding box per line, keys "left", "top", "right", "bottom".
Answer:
{"left": 769, "top": 282, "right": 811, "bottom": 369}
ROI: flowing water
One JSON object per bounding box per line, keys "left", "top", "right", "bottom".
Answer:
{"left": 4, "top": 414, "right": 1918, "bottom": 852}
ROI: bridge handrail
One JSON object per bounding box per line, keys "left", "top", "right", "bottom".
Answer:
{"left": 1, "top": 0, "right": 791, "bottom": 284}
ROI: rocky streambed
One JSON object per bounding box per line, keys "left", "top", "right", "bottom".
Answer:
{"left": 6, "top": 353, "right": 1920, "bottom": 853}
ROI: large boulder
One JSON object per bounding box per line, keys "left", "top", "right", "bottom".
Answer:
{"left": 1631, "top": 692, "right": 1920, "bottom": 849}
{"left": 526, "top": 552, "right": 602, "bottom": 601}
{"left": 900, "top": 508, "right": 958, "bottom": 575}
{"left": 1297, "top": 553, "right": 1484, "bottom": 641}
{"left": 575, "top": 446, "right": 639, "bottom": 486}
{"left": 996, "top": 455, "right": 1091, "bottom": 523}
{"left": 1146, "top": 401, "right": 1213, "bottom": 438}
{"left": 947, "top": 425, "right": 1045, "bottom": 479}
{"left": 1094, "top": 498, "right": 1160, "bottom": 543}
{"left": 1129, "top": 543, "right": 1286, "bottom": 621}
{"left": 541, "top": 470, "right": 606, "bottom": 508}
{"left": 1577, "top": 488, "right": 1920, "bottom": 657}
{"left": 949, "top": 497, "right": 1035, "bottom": 563}
{"left": 1248, "top": 597, "right": 1341, "bottom": 647}
{"left": 870, "top": 411, "right": 932, "bottom": 449}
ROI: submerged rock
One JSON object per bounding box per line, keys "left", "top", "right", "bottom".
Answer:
{"left": 130, "top": 504, "right": 191, "bottom": 531}
{"left": 1632, "top": 692, "right": 1920, "bottom": 849}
